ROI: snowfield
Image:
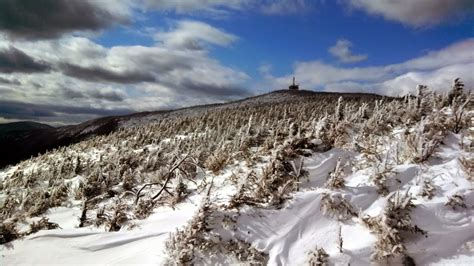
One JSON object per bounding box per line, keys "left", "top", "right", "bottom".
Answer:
{"left": 1, "top": 88, "right": 473, "bottom": 265}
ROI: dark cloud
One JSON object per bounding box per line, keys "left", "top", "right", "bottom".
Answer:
{"left": 62, "top": 88, "right": 86, "bottom": 100}
{"left": 60, "top": 63, "right": 156, "bottom": 84}
{"left": 89, "top": 90, "right": 125, "bottom": 102}
{"left": 0, "top": 100, "right": 133, "bottom": 121}
{"left": 0, "top": 46, "right": 51, "bottom": 73}
{"left": 62, "top": 87, "right": 125, "bottom": 102}
{"left": 0, "top": 100, "right": 56, "bottom": 118}
{"left": 178, "top": 79, "right": 251, "bottom": 97}
{"left": 0, "top": 0, "right": 128, "bottom": 39}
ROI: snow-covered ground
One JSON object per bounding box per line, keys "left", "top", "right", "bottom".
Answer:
{"left": 1, "top": 89, "right": 473, "bottom": 265}
{"left": 2, "top": 132, "right": 473, "bottom": 265}
{"left": 233, "top": 134, "right": 474, "bottom": 265}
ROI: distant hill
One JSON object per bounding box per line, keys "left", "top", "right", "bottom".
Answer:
{"left": 0, "top": 121, "right": 53, "bottom": 136}
{"left": 0, "top": 90, "right": 391, "bottom": 168}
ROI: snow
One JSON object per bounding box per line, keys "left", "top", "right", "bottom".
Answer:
{"left": 2, "top": 202, "right": 197, "bottom": 265}
{"left": 1, "top": 132, "right": 473, "bottom": 265}
{"left": 227, "top": 133, "right": 473, "bottom": 265}
{"left": 233, "top": 190, "right": 375, "bottom": 265}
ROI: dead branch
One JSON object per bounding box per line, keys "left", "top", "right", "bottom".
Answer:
{"left": 135, "top": 155, "right": 189, "bottom": 204}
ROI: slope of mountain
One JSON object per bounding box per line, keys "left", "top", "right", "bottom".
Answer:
{"left": 1, "top": 87, "right": 471, "bottom": 265}
{"left": 0, "top": 90, "right": 388, "bottom": 169}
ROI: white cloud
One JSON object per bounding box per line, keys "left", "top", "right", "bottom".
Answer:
{"left": 393, "top": 39, "right": 474, "bottom": 71}
{"left": 328, "top": 39, "right": 368, "bottom": 63}
{"left": 132, "top": 0, "right": 313, "bottom": 16}
{"left": 273, "top": 61, "right": 387, "bottom": 88}
{"left": 154, "top": 20, "right": 238, "bottom": 50}
{"left": 261, "top": 0, "right": 311, "bottom": 15}
{"left": 0, "top": 20, "right": 250, "bottom": 124}
{"left": 347, "top": 0, "right": 474, "bottom": 27}
{"left": 380, "top": 63, "right": 474, "bottom": 96}
{"left": 135, "top": 0, "right": 248, "bottom": 14}
{"left": 268, "top": 38, "right": 474, "bottom": 96}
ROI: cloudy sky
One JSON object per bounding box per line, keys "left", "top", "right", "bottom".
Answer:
{"left": 0, "top": 0, "right": 473, "bottom": 125}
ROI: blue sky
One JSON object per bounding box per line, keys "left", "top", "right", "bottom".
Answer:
{"left": 96, "top": 2, "right": 473, "bottom": 78}
{"left": 0, "top": 0, "right": 473, "bottom": 125}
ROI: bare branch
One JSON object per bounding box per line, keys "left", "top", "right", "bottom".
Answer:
{"left": 134, "top": 155, "right": 189, "bottom": 204}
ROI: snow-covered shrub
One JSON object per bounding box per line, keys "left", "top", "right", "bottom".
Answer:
{"left": 363, "top": 191, "right": 425, "bottom": 262}
{"left": 222, "top": 239, "right": 269, "bottom": 264}
{"left": 335, "top": 96, "right": 344, "bottom": 122}
{"left": 0, "top": 222, "right": 21, "bottom": 244}
{"left": 228, "top": 153, "right": 300, "bottom": 209}
{"left": 134, "top": 197, "right": 155, "bottom": 219}
{"left": 269, "top": 179, "right": 295, "bottom": 208}
{"left": 121, "top": 169, "right": 136, "bottom": 191}
{"left": 325, "top": 158, "right": 345, "bottom": 189}
{"left": 170, "top": 177, "right": 189, "bottom": 207}
{"left": 445, "top": 193, "right": 467, "bottom": 210}
{"left": 49, "top": 183, "right": 70, "bottom": 207}
{"left": 447, "top": 78, "right": 465, "bottom": 105}
{"left": 29, "top": 217, "right": 60, "bottom": 234}
{"left": 403, "top": 119, "right": 444, "bottom": 163}
{"left": 227, "top": 173, "right": 259, "bottom": 209}
{"left": 290, "top": 158, "right": 308, "bottom": 191}
{"left": 78, "top": 201, "right": 89, "bottom": 228}
{"left": 459, "top": 156, "right": 473, "bottom": 180}
{"left": 107, "top": 200, "right": 133, "bottom": 232}
{"left": 320, "top": 193, "right": 357, "bottom": 221}
{"left": 307, "top": 247, "right": 329, "bottom": 266}
{"left": 81, "top": 171, "right": 107, "bottom": 199}
{"left": 372, "top": 165, "right": 394, "bottom": 196}
{"left": 449, "top": 94, "right": 471, "bottom": 134}
{"left": 166, "top": 190, "right": 215, "bottom": 264}
{"left": 419, "top": 178, "right": 436, "bottom": 199}
{"left": 313, "top": 100, "right": 351, "bottom": 150}
{"left": 93, "top": 199, "right": 134, "bottom": 232}
{"left": 360, "top": 99, "right": 396, "bottom": 136}
{"left": 205, "top": 146, "right": 230, "bottom": 174}
{"left": 0, "top": 195, "right": 19, "bottom": 221}
{"left": 416, "top": 84, "right": 432, "bottom": 117}
{"left": 355, "top": 137, "right": 396, "bottom": 195}
{"left": 26, "top": 190, "right": 50, "bottom": 216}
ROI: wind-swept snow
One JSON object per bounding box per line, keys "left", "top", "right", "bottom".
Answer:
{"left": 2, "top": 202, "right": 197, "bottom": 265}
{"left": 230, "top": 133, "right": 473, "bottom": 265}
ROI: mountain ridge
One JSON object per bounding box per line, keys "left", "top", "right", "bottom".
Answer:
{"left": 0, "top": 90, "right": 391, "bottom": 169}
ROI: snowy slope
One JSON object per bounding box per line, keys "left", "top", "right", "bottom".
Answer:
{"left": 1, "top": 87, "right": 472, "bottom": 265}
{"left": 233, "top": 134, "right": 474, "bottom": 265}
{"left": 2, "top": 133, "right": 473, "bottom": 265}
{"left": 0, "top": 90, "right": 386, "bottom": 169}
